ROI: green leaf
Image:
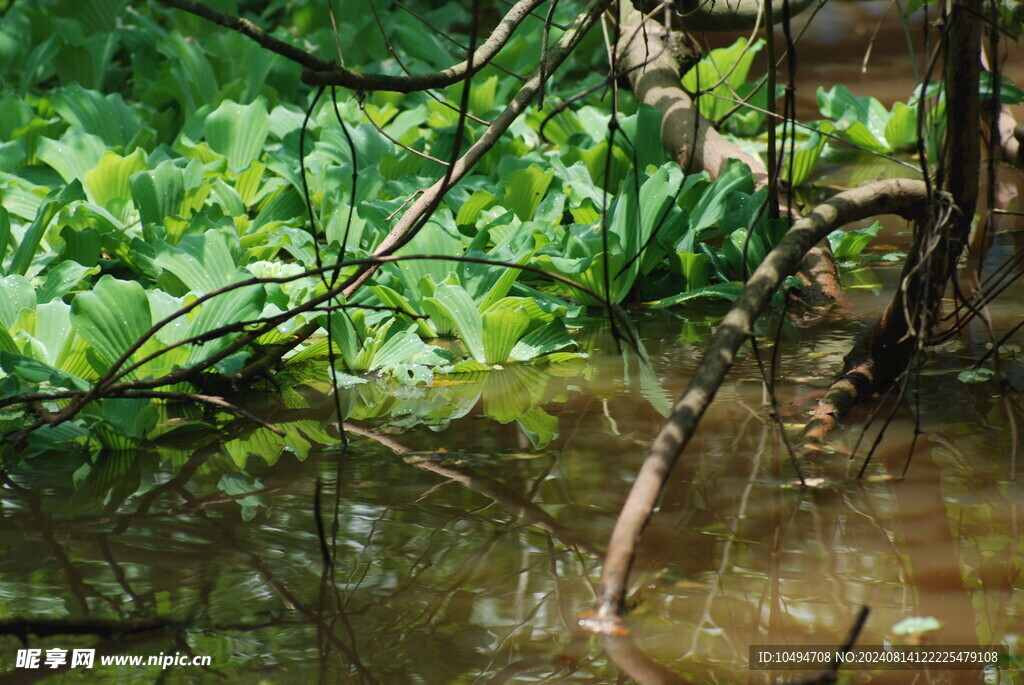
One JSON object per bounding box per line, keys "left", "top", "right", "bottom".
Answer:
{"left": 9, "top": 181, "right": 85, "bottom": 277}
{"left": 51, "top": 82, "right": 144, "bottom": 149}
{"left": 617, "top": 104, "right": 668, "bottom": 172}
{"left": 37, "top": 261, "right": 99, "bottom": 304}
{"left": 205, "top": 97, "right": 271, "bottom": 172}
{"left": 185, "top": 270, "right": 265, "bottom": 366}
{"left": 892, "top": 616, "right": 942, "bottom": 635}
{"left": 481, "top": 306, "right": 530, "bottom": 365}
{"left": 682, "top": 38, "right": 764, "bottom": 122}
{"left": 722, "top": 228, "right": 767, "bottom": 276}
{"left": 0, "top": 351, "right": 90, "bottom": 391}
{"left": 131, "top": 160, "right": 185, "bottom": 227}
{"left": 782, "top": 121, "right": 834, "bottom": 187}
{"left": 829, "top": 221, "right": 881, "bottom": 260}
{"left": 509, "top": 320, "right": 575, "bottom": 361}
{"left": 369, "top": 285, "right": 437, "bottom": 338}
{"left": 70, "top": 275, "right": 152, "bottom": 373}
{"left": 646, "top": 283, "right": 745, "bottom": 308}
{"left": 0, "top": 207, "right": 10, "bottom": 275}
{"left": 957, "top": 367, "right": 995, "bottom": 384}
{"left": 504, "top": 165, "right": 554, "bottom": 221}
{"left": 516, "top": 407, "right": 559, "bottom": 449}
{"left": 155, "top": 230, "right": 240, "bottom": 293}
{"left": 817, "top": 85, "right": 890, "bottom": 152}
{"left": 325, "top": 310, "right": 360, "bottom": 371}
{"left": 455, "top": 189, "right": 499, "bottom": 227}
{"left": 675, "top": 251, "right": 712, "bottom": 291}
{"left": 426, "top": 284, "right": 485, "bottom": 364}
{"left": 35, "top": 128, "right": 107, "bottom": 184}
{"left": 157, "top": 32, "right": 219, "bottom": 115}
{"left": 884, "top": 102, "right": 918, "bottom": 152}
{"left": 83, "top": 148, "right": 148, "bottom": 215}
{"left": 687, "top": 159, "right": 753, "bottom": 236}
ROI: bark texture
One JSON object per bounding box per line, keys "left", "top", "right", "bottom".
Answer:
{"left": 802, "top": 0, "right": 983, "bottom": 444}
{"left": 590, "top": 179, "right": 935, "bottom": 624}
{"left": 616, "top": 6, "right": 843, "bottom": 303}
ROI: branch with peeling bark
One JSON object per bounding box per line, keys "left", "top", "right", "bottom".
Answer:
{"left": 588, "top": 178, "right": 936, "bottom": 626}
{"left": 614, "top": 5, "right": 842, "bottom": 303}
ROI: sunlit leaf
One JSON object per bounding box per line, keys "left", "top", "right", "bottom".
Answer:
{"left": 504, "top": 165, "right": 554, "bottom": 221}
{"left": 481, "top": 306, "right": 530, "bottom": 365}
{"left": 70, "top": 275, "right": 152, "bottom": 374}
{"left": 205, "top": 97, "right": 271, "bottom": 172}
{"left": 9, "top": 181, "right": 85, "bottom": 277}
{"left": 427, "top": 283, "right": 485, "bottom": 364}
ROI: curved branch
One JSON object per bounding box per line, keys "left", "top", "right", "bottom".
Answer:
{"left": 635, "top": 0, "right": 818, "bottom": 32}
{"left": 616, "top": 5, "right": 843, "bottom": 304}
{"left": 154, "top": 0, "right": 544, "bottom": 92}
{"left": 587, "top": 178, "right": 936, "bottom": 627}
{"left": 151, "top": 0, "right": 335, "bottom": 71}
{"left": 616, "top": 6, "right": 765, "bottom": 180}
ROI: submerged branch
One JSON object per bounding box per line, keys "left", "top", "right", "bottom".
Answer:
{"left": 802, "top": 0, "right": 982, "bottom": 446}
{"left": 588, "top": 178, "right": 934, "bottom": 625}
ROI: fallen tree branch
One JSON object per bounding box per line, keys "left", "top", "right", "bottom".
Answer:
{"left": 615, "top": 5, "right": 843, "bottom": 305}
{"left": 588, "top": 178, "right": 935, "bottom": 626}
{"left": 615, "top": 6, "right": 765, "bottom": 181}
{"left": 801, "top": 0, "right": 982, "bottom": 446}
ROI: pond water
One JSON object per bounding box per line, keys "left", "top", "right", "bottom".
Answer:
{"left": 3, "top": 247, "right": 1024, "bottom": 683}
{"left": 5, "top": 3, "right": 1024, "bottom": 684}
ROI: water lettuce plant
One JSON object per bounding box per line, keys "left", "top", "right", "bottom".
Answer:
{"left": 0, "top": 0, "right": 888, "bottom": 456}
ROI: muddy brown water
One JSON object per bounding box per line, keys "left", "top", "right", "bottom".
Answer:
{"left": 4, "top": 3, "right": 1024, "bottom": 684}
{"left": 2, "top": 255, "right": 1022, "bottom": 683}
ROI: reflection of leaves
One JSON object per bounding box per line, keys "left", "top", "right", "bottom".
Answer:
{"left": 892, "top": 616, "right": 941, "bottom": 635}
{"left": 218, "top": 472, "right": 266, "bottom": 521}
{"left": 957, "top": 367, "right": 995, "bottom": 384}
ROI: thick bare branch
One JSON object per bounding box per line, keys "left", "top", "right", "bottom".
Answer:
{"left": 588, "top": 178, "right": 935, "bottom": 625}
{"left": 616, "top": 4, "right": 842, "bottom": 303}
{"left": 616, "top": 6, "right": 765, "bottom": 180}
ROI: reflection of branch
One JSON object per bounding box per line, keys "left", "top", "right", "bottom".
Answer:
{"left": 786, "top": 606, "right": 868, "bottom": 685}
{"left": 0, "top": 626, "right": 187, "bottom": 685}
{"left": 601, "top": 633, "right": 691, "bottom": 685}
{"left": 591, "top": 179, "right": 937, "bottom": 625}
{"left": 343, "top": 421, "right": 599, "bottom": 556}
{"left": 0, "top": 618, "right": 183, "bottom": 642}
{"left": 411, "top": 458, "right": 600, "bottom": 557}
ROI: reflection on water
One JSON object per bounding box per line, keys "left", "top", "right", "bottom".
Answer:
{"left": 2, "top": 278, "right": 1023, "bottom": 682}
{"left": 6, "top": 6, "right": 1024, "bottom": 681}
